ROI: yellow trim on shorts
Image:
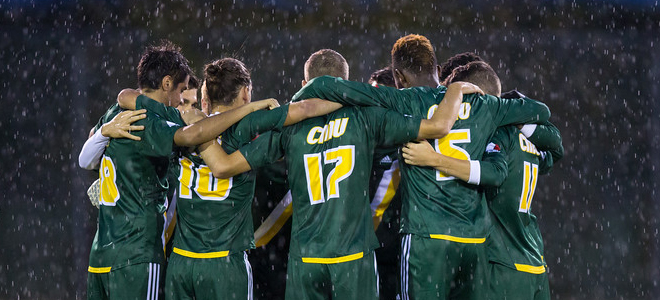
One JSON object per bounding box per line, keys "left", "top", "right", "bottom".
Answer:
{"left": 514, "top": 264, "right": 546, "bottom": 274}
{"left": 173, "top": 247, "right": 229, "bottom": 258}
{"left": 88, "top": 266, "right": 112, "bottom": 273}
{"left": 429, "top": 234, "right": 486, "bottom": 244}
{"left": 302, "top": 252, "right": 364, "bottom": 264}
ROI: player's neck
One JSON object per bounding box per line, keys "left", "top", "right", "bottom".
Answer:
{"left": 142, "top": 90, "right": 169, "bottom": 106}
{"left": 410, "top": 74, "right": 440, "bottom": 88}
{"left": 210, "top": 101, "right": 243, "bottom": 114}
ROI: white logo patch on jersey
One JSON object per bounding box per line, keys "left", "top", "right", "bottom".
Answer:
{"left": 485, "top": 142, "right": 501, "bottom": 153}
{"left": 166, "top": 121, "right": 179, "bottom": 127}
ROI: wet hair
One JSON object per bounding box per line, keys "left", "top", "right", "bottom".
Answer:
{"left": 137, "top": 40, "right": 196, "bottom": 91}
{"left": 204, "top": 58, "right": 251, "bottom": 107}
{"left": 368, "top": 66, "right": 395, "bottom": 87}
{"left": 446, "top": 61, "right": 501, "bottom": 96}
{"left": 391, "top": 34, "right": 437, "bottom": 75}
{"left": 438, "top": 52, "right": 483, "bottom": 84}
{"left": 304, "top": 49, "right": 349, "bottom": 81}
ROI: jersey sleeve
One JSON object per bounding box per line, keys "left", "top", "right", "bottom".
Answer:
{"left": 363, "top": 107, "right": 422, "bottom": 147}
{"left": 233, "top": 106, "right": 289, "bottom": 141}
{"left": 478, "top": 128, "right": 511, "bottom": 187}
{"left": 140, "top": 114, "right": 181, "bottom": 158}
{"left": 484, "top": 95, "right": 551, "bottom": 127}
{"left": 525, "top": 121, "right": 562, "bottom": 151}
{"left": 136, "top": 95, "right": 185, "bottom": 124}
{"left": 239, "top": 131, "right": 285, "bottom": 170}
{"left": 292, "top": 76, "right": 411, "bottom": 110}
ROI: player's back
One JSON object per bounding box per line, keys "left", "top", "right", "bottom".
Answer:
{"left": 278, "top": 105, "right": 420, "bottom": 260}
{"left": 485, "top": 126, "right": 555, "bottom": 270}
{"left": 171, "top": 108, "right": 287, "bottom": 255}
{"left": 91, "top": 104, "right": 177, "bottom": 270}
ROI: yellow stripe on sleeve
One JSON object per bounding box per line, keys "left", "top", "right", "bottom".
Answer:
{"left": 173, "top": 247, "right": 229, "bottom": 259}
{"left": 514, "top": 264, "right": 547, "bottom": 274}
{"left": 429, "top": 234, "right": 486, "bottom": 244}
{"left": 302, "top": 252, "right": 364, "bottom": 264}
{"left": 88, "top": 266, "right": 112, "bottom": 273}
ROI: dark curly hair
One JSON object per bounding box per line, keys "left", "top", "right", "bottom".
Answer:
{"left": 204, "top": 58, "right": 251, "bottom": 107}
{"left": 137, "top": 40, "right": 197, "bottom": 91}
{"left": 368, "top": 66, "right": 395, "bottom": 87}
{"left": 438, "top": 52, "right": 483, "bottom": 84}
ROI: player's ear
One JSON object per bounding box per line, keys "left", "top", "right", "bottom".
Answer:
{"left": 301, "top": 79, "right": 307, "bottom": 88}
{"left": 161, "top": 75, "right": 174, "bottom": 91}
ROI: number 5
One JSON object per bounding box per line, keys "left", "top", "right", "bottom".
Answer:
{"left": 434, "top": 129, "right": 471, "bottom": 181}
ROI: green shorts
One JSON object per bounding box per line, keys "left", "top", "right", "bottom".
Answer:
{"left": 165, "top": 251, "right": 253, "bottom": 300}
{"left": 285, "top": 250, "right": 379, "bottom": 300}
{"left": 87, "top": 262, "right": 162, "bottom": 300}
{"left": 400, "top": 234, "right": 487, "bottom": 300}
{"left": 488, "top": 262, "right": 550, "bottom": 300}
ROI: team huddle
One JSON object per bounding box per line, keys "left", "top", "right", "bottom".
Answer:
{"left": 79, "top": 34, "right": 564, "bottom": 300}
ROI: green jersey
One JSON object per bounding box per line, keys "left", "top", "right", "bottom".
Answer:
{"left": 240, "top": 106, "right": 421, "bottom": 260}
{"left": 136, "top": 96, "right": 288, "bottom": 256}
{"left": 88, "top": 103, "right": 181, "bottom": 272}
{"left": 481, "top": 124, "right": 563, "bottom": 273}
{"left": 293, "top": 76, "right": 551, "bottom": 240}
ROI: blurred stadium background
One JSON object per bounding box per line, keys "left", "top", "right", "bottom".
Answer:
{"left": 1, "top": 0, "right": 659, "bottom": 299}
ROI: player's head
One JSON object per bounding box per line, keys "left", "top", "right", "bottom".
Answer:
{"left": 137, "top": 40, "right": 197, "bottom": 107}
{"left": 303, "top": 49, "right": 349, "bottom": 86}
{"left": 447, "top": 61, "right": 501, "bottom": 96}
{"left": 390, "top": 34, "right": 439, "bottom": 88}
{"left": 201, "top": 58, "right": 252, "bottom": 113}
{"left": 178, "top": 76, "right": 200, "bottom": 113}
{"left": 438, "top": 52, "right": 483, "bottom": 84}
{"left": 368, "top": 66, "right": 395, "bottom": 87}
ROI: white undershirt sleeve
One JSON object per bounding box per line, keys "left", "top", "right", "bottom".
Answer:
{"left": 78, "top": 127, "right": 110, "bottom": 170}
{"left": 467, "top": 160, "right": 481, "bottom": 185}
{"left": 520, "top": 124, "right": 537, "bottom": 137}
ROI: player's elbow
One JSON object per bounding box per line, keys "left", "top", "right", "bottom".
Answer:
{"left": 210, "top": 164, "right": 236, "bottom": 179}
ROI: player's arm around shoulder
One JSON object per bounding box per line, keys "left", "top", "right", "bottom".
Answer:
{"left": 417, "top": 81, "right": 484, "bottom": 139}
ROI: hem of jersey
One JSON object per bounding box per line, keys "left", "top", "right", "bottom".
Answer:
{"left": 514, "top": 263, "right": 547, "bottom": 274}
{"left": 301, "top": 252, "right": 364, "bottom": 264}
{"left": 173, "top": 247, "right": 230, "bottom": 258}
{"left": 88, "top": 266, "right": 112, "bottom": 273}
{"left": 428, "top": 234, "right": 486, "bottom": 244}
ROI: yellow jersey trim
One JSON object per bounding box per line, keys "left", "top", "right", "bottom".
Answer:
{"left": 302, "top": 252, "right": 364, "bottom": 264}
{"left": 88, "top": 266, "right": 112, "bottom": 273}
{"left": 514, "top": 264, "right": 546, "bottom": 274}
{"left": 173, "top": 247, "right": 229, "bottom": 259}
{"left": 429, "top": 234, "right": 486, "bottom": 244}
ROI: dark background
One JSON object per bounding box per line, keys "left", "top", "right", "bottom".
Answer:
{"left": 1, "top": 0, "right": 659, "bottom": 299}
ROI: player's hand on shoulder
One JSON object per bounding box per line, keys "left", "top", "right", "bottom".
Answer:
{"left": 252, "top": 98, "right": 280, "bottom": 111}
{"left": 448, "top": 81, "right": 484, "bottom": 96}
{"left": 100, "top": 109, "right": 147, "bottom": 141}
{"left": 181, "top": 108, "right": 207, "bottom": 125}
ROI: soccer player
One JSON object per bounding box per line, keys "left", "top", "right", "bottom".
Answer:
{"left": 402, "top": 60, "right": 564, "bottom": 300}
{"left": 82, "top": 41, "right": 278, "bottom": 300}
{"left": 206, "top": 49, "right": 483, "bottom": 300}
{"left": 290, "top": 34, "right": 552, "bottom": 300}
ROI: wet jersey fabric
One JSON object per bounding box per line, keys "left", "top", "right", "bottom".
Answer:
{"left": 88, "top": 102, "right": 181, "bottom": 271}
{"left": 240, "top": 106, "right": 421, "bottom": 260}
{"left": 293, "top": 76, "right": 551, "bottom": 240}
{"left": 482, "top": 125, "right": 559, "bottom": 272}
{"left": 136, "top": 95, "right": 288, "bottom": 255}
